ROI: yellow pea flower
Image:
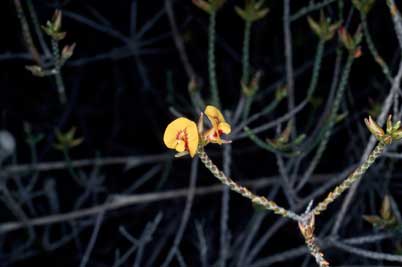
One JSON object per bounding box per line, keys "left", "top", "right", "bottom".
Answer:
{"left": 163, "top": 117, "right": 199, "bottom": 157}
{"left": 203, "top": 105, "right": 231, "bottom": 144}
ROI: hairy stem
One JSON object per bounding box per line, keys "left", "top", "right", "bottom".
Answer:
{"left": 283, "top": 0, "right": 295, "bottom": 135}
{"left": 197, "top": 147, "right": 300, "bottom": 221}
{"left": 242, "top": 20, "right": 252, "bottom": 85}
{"left": 208, "top": 11, "right": 220, "bottom": 108}
{"left": 51, "top": 39, "right": 67, "bottom": 104}
{"left": 313, "top": 141, "right": 386, "bottom": 215}
{"left": 298, "top": 214, "right": 329, "bottom": 267}
{"left": 307, "top": 40, "right": 325, "bottom": 99}
{"left": 361, "top": 13, "right": 392, "bottom": 83}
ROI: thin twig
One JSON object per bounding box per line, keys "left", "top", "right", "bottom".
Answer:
{"left": 332, "top": 240, "right": 402, "bottom": 263}
{"left": 165, "top": 0, "right": 197, "bottom": 80}
{"left": 219, "top": 143, "right": 231, "bottom": 267}
{"left": 2, "top": 154, "right": 169, "bottom": 176}
{"left": 161, "top": 158, "right": 198, "bottom": 267}
{"left": 283, "top": 0, "right": 296, "bottom": 135}
{"left": 13, "top": 0, "right": 42, "bottom": 65}
{"left": 79, "top": 210, "right": 105, "bottom": 267}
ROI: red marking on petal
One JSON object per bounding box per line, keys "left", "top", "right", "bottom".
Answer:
{"left": 176, "top": 128, "right": 190, "bottom": 152}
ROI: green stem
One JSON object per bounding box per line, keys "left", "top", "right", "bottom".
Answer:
{"left": 208, "top": 11, "right": 220, "bottom": 108}
{"left": 51, "top": 39, "right": 67, "bottom": 104}
{"left": 298, "top": 55, "right": 354, "bottom": 189}
{"left": 62, "top": 147, "right": 83, "bottom": 185}
{"left": 361, "top": 13, "right": 392, "bottom": 83}
{"left": 326, "top": 55, "right": 354, "bottom": 130}
{"left": 244, "top": 127, "right": 300, "bottom": 157}
{"left": 13, "top": 0, "right": 42, "bottom": 65}
{"left": 27, "top": 140, "right": 39, "bottom": 191}
{"left": 240, "top": 20, "right": 253, "bottom": 120}
{"left": 242, "top": 20, "right": 252, "bottom": 85}
{"left": 307, "top": 40, "right": 325, "bottom": 99}
{"left": 242, "top": 95, "right": 253, "bottom": 120}
{"left": 197, "top": 147, "right": 301, "bottom": 221}
{"left": 313, "top": 141, "right": 386, "bottom": 215}
{"left": 27, "top": 0, "right": 50, "bottom": 58}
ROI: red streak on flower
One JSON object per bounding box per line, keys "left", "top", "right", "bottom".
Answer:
{"left": 176, "top": 128, "right": 189, "bottom": 151}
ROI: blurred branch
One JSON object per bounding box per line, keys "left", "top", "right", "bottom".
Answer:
{"left": 290, "top": 0, "right": 337, "bottom": 22}
{"left": 283, "top": 0, "right": 296, "bottom": 135}
{"left": 161, "top": 158, "right": 198, "bottom": 267}
{"left": 0, "top": 173, "right": 335, "bottom": 234}
{"left": 1, "top": 153, "right": 170, "bottom": 177}
{"left": 13, "top": 0, "right": 42, "bottom": 65}
{"left": 332, "top": 239, "right": 402, "bottom": 263}
{"left": 165, "top": 0, "right": 197, "bottom": 81}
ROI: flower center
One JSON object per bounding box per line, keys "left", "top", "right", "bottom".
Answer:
{"left": 176, "top": 128, "right": 189, "bottom": 152}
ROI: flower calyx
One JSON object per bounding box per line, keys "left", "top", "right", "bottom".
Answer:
{"left": 307, "top": 10, "right": 340, "bottom": 42}
{"left": 235, "top": 0, "right": 269, "bottom": 23}
{"left": 42, "top": 10, "right": 66, "bottom": 41}
{"left": 338, "top": 25, "right": 363, "bottom": 57}
{"left": 54, "top": 127, "right": 83, "bottom": 151}
{"left": 352, "top": 0, "right": 376, "bottom": 15}
{"left": 363, "top": 195, "right": 399, "bottom": 230}
{"left": 192, "top": 0, "right": 225, "bottom": 14}
{"left": 242, "top": 71, "right": 262, "bottom": 97}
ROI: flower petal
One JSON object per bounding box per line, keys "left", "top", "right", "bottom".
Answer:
{"left": 186, "top": 122, "right": 199, "bottom": 157}
{"left": 205, "top": 105, "right": 225, "bottom": 126}
{"left": 203, "top": 105, "right": 231, "bottom": 146}
{"left": 164, "top": 118, "right": 187, "bottom": 149}
{"left": 163, "top": 117, "right": 199, "bottom": 157}
{"left": 175, "top": 140, "right": 186, "bottom": 152}
{"left": 218, "top": 122, "right": 231, "bottom": 134}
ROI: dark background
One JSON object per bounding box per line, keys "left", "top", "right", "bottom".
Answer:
{"left": 1, "top": 0, "right": 402, "bottom": 266}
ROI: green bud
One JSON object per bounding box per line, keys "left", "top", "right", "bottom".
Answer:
{"left": 275, "top": 85, "right": 287, "bottom": 101}
{"left": 364, "top": 116, "right": 384, "bottom": 141}
{"left": 42, "top": 10, "right": 67, "bottom": 41}
{"left": 383, "top": 135, "right": 392, "bottom": 145}
{"left": 338, "top": 25, "right": 363, "bottom": 55}
{"left": 386, "top": 114, "right": 393, "bottom": 134}
{"left": 391, "top": 129, "right": 402, "bottom": 140}
{"left": 25, "top": 65, "right": 45, "bottom": 77}
{"left": 61, "top": 43, "right": 76, "bottom": 61}
{"left": 393, "top": 120, "right": 401, "bottom": 131}
{"left": 242, "top": 71, "right": 262, "bottom": 96}
{"left": 54, "top": 127, "right": 84, "bottom": 150}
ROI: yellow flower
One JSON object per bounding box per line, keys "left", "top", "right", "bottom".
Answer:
{"left": 163, "top": 117, "right": 199, "bottom": 157}
{"left": 203, "top": 105, "right": 231, "bottom": 144}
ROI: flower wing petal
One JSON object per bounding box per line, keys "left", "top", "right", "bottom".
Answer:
{"left": 205, "top": 105, "right": 225, "bottom": 126}
{"left": 187, "top": 120, "right": 199, "bottom": 157}
{"left": 218, "top": 122, "right": 231, "bottom": 134}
